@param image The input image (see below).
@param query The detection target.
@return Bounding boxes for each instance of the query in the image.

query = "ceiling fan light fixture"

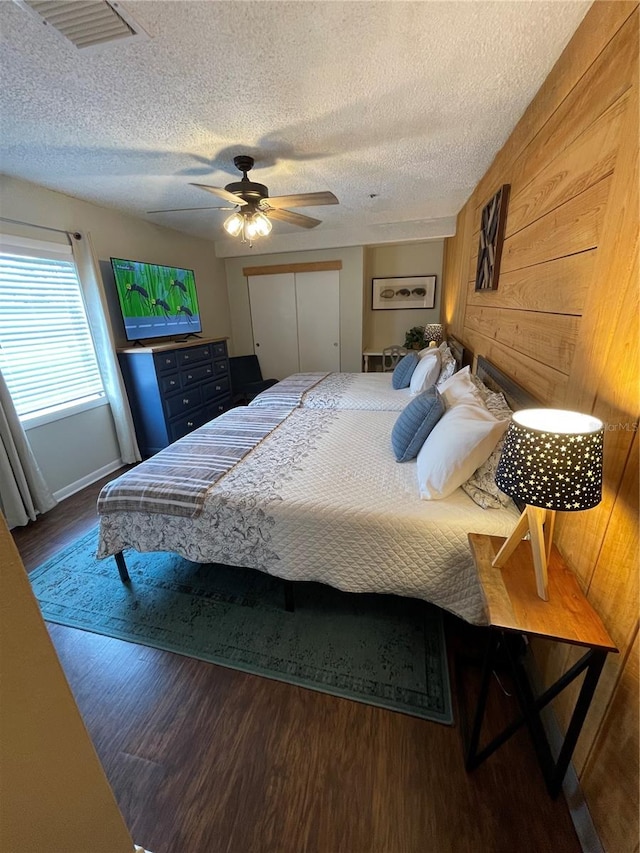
[253,211,272,237]
[224,208,272,244]
[244,216,260,241]
[182,155,338,241]
[223,211,244,237]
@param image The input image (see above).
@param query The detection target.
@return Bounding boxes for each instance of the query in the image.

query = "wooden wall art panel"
[474,184,509,291]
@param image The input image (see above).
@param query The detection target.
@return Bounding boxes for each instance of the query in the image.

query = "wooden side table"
[362,349,382,372]
[463,533,617,798]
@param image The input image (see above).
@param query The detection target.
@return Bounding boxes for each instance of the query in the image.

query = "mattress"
[98,408,519,625]
[250,371,412,410]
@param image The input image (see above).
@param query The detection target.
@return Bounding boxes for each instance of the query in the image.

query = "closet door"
[295,270,340,372]
[247,274,299,379]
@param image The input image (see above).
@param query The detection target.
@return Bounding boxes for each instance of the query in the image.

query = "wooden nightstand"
[463,533,617,798]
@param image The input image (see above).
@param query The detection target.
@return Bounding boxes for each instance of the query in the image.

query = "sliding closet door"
[247,273,299,379]
[295,271,340,372]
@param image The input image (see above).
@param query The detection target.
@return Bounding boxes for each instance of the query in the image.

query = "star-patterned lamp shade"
[423,324,443,346]
[495,408,604,512]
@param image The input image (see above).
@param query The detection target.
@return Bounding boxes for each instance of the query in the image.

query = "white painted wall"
[1,175,229,497]
[363,241,444,352]
[25,403,122,500]
[225,247,364,373]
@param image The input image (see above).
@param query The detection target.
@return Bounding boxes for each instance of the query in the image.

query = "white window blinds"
[0,244,105,422]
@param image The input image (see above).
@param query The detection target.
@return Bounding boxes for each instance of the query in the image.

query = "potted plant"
[404,326,425,350]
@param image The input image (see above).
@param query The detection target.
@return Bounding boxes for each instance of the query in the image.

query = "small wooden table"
[362,349,383,372]
[463,533,617,798]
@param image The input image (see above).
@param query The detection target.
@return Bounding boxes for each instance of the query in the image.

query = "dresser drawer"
[154,352,178,373]
[213,358,229,376]
[168,410,209,443]
[164,387,202,419]
[202,376,230,402]
[212,341,227,358]
[177,344,214,368]
[181,363,214,386]
[160,373,181,394]
[205,396,232,421]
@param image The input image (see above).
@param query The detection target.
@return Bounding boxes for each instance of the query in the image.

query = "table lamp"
[424,324,443,347]
[492,408,604,600]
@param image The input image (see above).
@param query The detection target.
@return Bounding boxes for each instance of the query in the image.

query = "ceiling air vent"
[14,0,149,50]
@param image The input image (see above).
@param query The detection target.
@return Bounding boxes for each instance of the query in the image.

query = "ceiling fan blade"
[267,208,322,229]
[189,183,248,206]
[266,191,338,209]
[147,205,236,213]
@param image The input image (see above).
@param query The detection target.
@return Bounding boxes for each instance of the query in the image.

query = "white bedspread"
[250,372,412,410]
[97,409,519,625]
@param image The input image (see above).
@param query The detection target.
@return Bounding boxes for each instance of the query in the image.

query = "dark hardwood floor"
[12,473,581,853]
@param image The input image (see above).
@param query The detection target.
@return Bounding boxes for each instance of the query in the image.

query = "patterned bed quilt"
[249,371,412,411]
[97,407,520,625]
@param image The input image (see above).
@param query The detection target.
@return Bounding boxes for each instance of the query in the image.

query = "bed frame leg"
[283,579,295,612]
[115,551,130,584]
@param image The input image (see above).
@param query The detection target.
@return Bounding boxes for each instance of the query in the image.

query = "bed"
[247,338,465,411]
[249,371,413,411]
[97,356,536,627]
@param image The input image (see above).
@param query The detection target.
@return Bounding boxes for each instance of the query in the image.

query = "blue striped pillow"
[391,387,444,461]
[391,352,419,389]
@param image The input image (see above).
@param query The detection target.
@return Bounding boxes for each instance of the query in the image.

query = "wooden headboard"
[475,356,540,411]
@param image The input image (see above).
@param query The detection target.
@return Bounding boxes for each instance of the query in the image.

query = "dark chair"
[229,355,278,405]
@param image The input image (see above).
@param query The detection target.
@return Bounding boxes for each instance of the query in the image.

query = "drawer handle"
[187,374,193,380]
[207,368,211,374]
[169,380,176,386]
[184,355,189,361]
[215,385,221,391]
[218,405,223,411]
[204,349,209,355]
[183,398,190,405]
[165,358,171,364]
[187,421,194,427]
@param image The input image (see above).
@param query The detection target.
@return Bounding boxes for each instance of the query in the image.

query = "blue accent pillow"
[391,387,445,462]
[392,352,419,389]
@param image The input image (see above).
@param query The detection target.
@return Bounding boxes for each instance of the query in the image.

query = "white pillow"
[417,344,439,358]
[436,343,456,386]
[416,402,510,500]
[461,391,514,509]
[409,350,441,395]
[437,366,483,409]
[469,371,492,401]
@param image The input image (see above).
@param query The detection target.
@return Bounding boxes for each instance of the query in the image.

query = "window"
[0,237,105,427]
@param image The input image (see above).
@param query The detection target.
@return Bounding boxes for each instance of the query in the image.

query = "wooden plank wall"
[441,3,639,850]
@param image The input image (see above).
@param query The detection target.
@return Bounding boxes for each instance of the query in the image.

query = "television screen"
[110,257,202,342]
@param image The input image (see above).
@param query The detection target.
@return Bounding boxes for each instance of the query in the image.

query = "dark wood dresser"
[118,338,231,457]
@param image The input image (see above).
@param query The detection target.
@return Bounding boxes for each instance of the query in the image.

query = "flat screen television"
[110,257,202,342]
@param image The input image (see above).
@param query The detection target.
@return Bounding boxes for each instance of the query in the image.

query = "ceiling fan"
[148,155,338,241]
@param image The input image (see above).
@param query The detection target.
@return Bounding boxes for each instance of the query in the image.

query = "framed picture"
[372,275,436,310]
[475,184,510,291]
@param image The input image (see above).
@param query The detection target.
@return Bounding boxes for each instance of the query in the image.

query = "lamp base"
[491,506,556,600]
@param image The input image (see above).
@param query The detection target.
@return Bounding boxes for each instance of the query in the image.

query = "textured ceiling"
[0,0,591,256]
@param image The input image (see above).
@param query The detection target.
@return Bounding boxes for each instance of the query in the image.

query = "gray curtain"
[0,368,57,528]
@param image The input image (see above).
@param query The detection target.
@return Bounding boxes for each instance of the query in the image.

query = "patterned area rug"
[30,528,452,724]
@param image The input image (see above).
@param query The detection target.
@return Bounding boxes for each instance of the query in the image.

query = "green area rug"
[30,528,452,724]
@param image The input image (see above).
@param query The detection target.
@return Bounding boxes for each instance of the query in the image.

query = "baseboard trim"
[524,649,604,853]
[52,459,123,503]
